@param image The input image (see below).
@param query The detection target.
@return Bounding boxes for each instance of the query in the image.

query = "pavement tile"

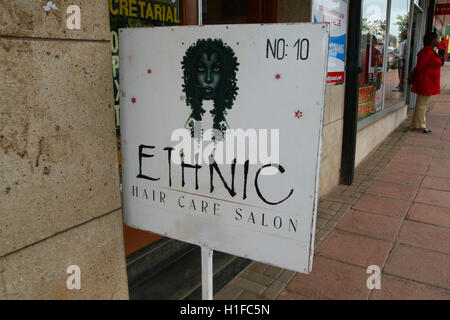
[329,202,344,211]
[236,291,265,300]
[315,217,329,229]
[432,149,450,159]
[443,133,450,142]
[384,244,450,289]
[405,136,450,147]
[352,194,410,218]
[383,159,429,175]
[336,210,402,241]
[407,203,450,228]
[317,230,393,268]
[415,188,450,208]
[430,102,450,115]
[214,284,244,300]
[427,158,450,179]
[367,181,419,201]
[390,152,433,165]
[286,256,371,300]
[262,279,290,299]
[232,277,267,295]
[263,266,284,279]
[376,169,424,186]
[409,128,444,140]
[277,290,314,300]
[398,146,433,157]
[397,220,450,254]
[422,176,450,192]
[241,269,275,286]
[277,270,296,284]
[246,262,269,274]
[370,275,450,300]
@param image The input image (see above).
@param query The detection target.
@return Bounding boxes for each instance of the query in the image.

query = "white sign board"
[313,0,348,84]
[120,23,329,273]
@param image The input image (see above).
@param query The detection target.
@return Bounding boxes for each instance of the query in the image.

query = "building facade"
[0,0,435,299]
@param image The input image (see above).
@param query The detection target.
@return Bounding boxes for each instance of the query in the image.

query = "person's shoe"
[423,128,432,133]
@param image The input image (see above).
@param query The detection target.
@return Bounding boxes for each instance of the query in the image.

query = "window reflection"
[358,1,387,120]
[384,0,410,108]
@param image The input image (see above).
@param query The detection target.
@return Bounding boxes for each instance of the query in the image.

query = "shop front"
[343,0,432,182]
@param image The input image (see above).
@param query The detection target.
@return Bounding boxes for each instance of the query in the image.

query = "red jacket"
[411,46,441,96]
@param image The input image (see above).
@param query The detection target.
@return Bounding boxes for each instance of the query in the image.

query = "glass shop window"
[358,0,388,120]
[358,0,411,121]
[384,1,410,108]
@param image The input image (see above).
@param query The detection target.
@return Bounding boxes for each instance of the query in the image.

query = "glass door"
[406,1,425,112]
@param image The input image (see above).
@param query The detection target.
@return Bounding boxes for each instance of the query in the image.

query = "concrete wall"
[278,0,345,197]
[356,107,408,166]
[320,85,345,196]
[0,1,128,299]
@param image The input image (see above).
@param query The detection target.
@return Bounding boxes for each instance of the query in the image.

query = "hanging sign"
[313,0,348,84]
[120,23,329,273]
[435,3,450,15]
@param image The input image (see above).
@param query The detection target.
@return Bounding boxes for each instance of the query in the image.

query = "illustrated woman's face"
[196,51,222,99]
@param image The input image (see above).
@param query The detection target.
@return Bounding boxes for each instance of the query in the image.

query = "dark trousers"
[438,49,446,65]
[398,59,405,89]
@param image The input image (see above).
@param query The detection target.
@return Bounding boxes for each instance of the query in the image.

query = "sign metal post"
[201,246,213,300]
[196,0,212,301]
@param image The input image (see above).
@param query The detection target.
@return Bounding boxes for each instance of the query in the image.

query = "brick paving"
[214,65,450,300]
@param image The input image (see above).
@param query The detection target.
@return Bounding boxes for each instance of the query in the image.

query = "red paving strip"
[415,188,450,208]
[335,210,403,242]
[397,220,450,254]
[369,275,450,300]
[352,194,411,218]
[427,158,450,179]
[316,230,393,268]
[407,203,450,228]
[376,169,424,186]
[367,181,419,201]
[383,244,450,290]
[383,159,430,175]
[421,176,450,192]
[285,256,371,300]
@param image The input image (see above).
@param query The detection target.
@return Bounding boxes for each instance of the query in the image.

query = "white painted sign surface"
[120,23,329,273]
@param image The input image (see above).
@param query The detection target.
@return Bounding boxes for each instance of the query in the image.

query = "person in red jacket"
[438,37,448,65]
[408,32,441,133]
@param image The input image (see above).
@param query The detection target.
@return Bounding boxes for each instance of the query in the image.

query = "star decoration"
[131,97,137,104]
[275,73,281,80]
[147,69,152,74]
[295,110,303,118]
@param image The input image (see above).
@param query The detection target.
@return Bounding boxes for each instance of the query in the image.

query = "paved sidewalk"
[215,66,450,300]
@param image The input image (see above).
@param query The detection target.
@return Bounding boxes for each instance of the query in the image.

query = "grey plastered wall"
[278,0,346,197]
[0,1,128,299]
